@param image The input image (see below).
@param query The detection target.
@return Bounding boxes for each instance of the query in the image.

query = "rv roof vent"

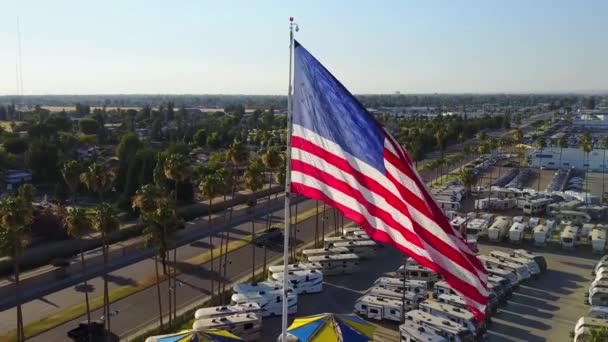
[417,327,426,332]
[442,320,451,326]
[288,271,294,275]
[218,306,227,310]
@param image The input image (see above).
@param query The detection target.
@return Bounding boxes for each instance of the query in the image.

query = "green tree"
[3,138,28,155]
[458,167,478,197]
[602,136,608,204]
[589,327,608,341]
[62,160,82,203]
[79,118,99,135]
[115,133,141,192]
[581,141,593,203]
[206,132,221,149]
[63,208,93,331]
[0,190,34,341]
[512,128,523,145]
[193,129,207,147]
[91,203,119,335]
[80,163,115,202]
[25,139,60,182]
[244,159,264,280]
[163,153,191,204]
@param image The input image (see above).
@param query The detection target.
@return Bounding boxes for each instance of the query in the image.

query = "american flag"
[289,41,488,321]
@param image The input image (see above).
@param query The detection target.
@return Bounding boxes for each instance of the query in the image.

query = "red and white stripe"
[290,123,488,321]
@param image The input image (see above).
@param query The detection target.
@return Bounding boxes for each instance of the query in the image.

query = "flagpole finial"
[289,16,294,22]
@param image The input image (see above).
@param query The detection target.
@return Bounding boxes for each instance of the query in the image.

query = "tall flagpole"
[281,17,297,340]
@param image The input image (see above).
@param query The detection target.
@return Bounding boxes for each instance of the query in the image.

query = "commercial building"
[527,147,607,172]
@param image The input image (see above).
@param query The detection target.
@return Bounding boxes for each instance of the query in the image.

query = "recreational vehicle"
[487,216,511,242]
[432,280,455,299]
[485,265,519,288]
[267,263,322,277]
[354,294,413,322]
[581,223,595,238]
[437,293,497,317]
[552,210,591,224]
[230,289,298,317]
[301,246,351,258]
[573,316,608,342]
[588,287,608,306]
[194,302,261,320]
[587,306,608,320]
[545,220,556,231]
[511,249,548,272]
[192,313,262,341]
[307,253,359,275]
[232,281,287,294]
[366,286,420,304]
[396,265,440,285]
[418,300,485,337]
[399,321,448,342]
[404,310,475,342]
[342,227,367,236]
[488,251,541,276]
[465,219,488,241]
[323,235,368,246]
[478,255,530,282]
[527,217,540,229]
[533,225,549,246]
[560,226,578,250]
[373,277,428,297]
[450,216,467,235]
[487,274,513,297]
[269,270,323,295]
[591,228,607,254]
[508,223,525,244]
[330,240,378,258]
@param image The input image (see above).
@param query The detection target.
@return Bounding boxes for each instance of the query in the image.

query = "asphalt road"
[258,240,598,342]
[22,196,345,341]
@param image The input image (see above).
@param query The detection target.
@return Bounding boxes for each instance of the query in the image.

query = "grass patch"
[3,205,329,341]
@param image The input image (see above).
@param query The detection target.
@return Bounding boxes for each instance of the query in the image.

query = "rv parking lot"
[259,241,599,341]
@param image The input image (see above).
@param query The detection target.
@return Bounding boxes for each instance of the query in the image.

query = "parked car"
[67,320,106,341]
[252,227,284,247]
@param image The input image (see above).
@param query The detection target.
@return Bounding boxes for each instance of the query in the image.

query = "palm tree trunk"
[78,241,92,327]
[172,248,177,322]
[222,228,231,299]
[537,148,542,192]
[154,255,164,331]
[603,150,606,204]
[161,251,172,328]
[13,255,23,342]
[208,198,214,299]
[266,172,272,232]
[102,233,111,341]
[251,213,256,281]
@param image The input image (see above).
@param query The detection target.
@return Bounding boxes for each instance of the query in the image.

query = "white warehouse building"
[527,147,607,172]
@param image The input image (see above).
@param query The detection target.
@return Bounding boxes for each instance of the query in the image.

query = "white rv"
[399,321,448,342]
[269,269,323,295]
[487,216,511,242]
[373,277,428,297]
[366,286,420,304]
[560,226,578,250]
[588,287,608,306]
[330,240,378,258]
[478,255,530,282]
[432,280,455,299]
[437,293,496,317]
[192,313,262,341]
[582,223,595,238]
[404,310,475,342]
[353,294,413,322]
[587,306,608,320]
[307,253,359,275]
[508,222,525,244]
[342,227,366,236]
[527,217,540,229]
[233,281,287,294]
[488,251,541,276]
[533,225,549,246]
[465,219,488,241]
[396,265,440,284]
[450,216,467,235]
[552,210,591,224]
[302,246,351,258]
[323,235,368,245]
[591,228,607,254]
[267,263,322,278]
[573,316,608,342]
[545,220,557,231]
[230,289,297,317]
[194,302,261,320]
[511,249,548,272]
[484,264,519,287]
[418,300,485,338]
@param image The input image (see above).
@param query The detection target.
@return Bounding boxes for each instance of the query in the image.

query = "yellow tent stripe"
[339,319,375,338]
[288,313,329,330]
[206,329,242,339]
[314,323,339,342]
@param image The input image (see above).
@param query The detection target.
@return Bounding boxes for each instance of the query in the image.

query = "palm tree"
[434,130,446,183]
[581,141,593,203]
[227,140,249,182]
[199,174,221,297]
[262,147,282,229]
[132,184,166,330]
[458,167,478,196]
[62,160,81,204]
[602,136,608,204]
[162,153,190,320]
[80,163,115,202]
[0,192,34,342]
[244,159,264,280]
[476,131,488,143]
[63,208,93,331]
[80,163,115,335]
[534,136,546,192]
[91,203,119,336]
[512,128,523,146]
[557,136,567,170]
[589,327,608,341]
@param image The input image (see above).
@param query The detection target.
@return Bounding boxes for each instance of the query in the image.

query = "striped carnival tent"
[145,329,242,342]
[281,313,375,342]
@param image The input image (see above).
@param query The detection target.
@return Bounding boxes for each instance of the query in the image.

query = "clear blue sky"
[1,0,606,95]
